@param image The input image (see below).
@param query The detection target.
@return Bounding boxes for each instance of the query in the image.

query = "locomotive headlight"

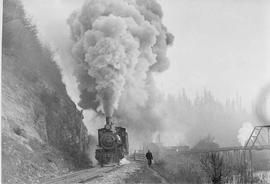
[105,124,111,130]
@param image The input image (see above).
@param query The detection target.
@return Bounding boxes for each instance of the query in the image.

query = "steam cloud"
[68,0,173,117]
[237,122,254,146]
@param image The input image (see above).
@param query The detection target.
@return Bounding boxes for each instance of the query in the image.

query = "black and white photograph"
[1,0,270,183]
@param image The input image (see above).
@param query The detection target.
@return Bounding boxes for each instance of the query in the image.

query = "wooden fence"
[132,151,145,162]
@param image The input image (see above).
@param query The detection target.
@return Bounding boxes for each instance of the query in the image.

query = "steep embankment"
[2,0,93,183]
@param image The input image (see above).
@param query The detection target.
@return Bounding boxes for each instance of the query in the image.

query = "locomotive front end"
[95,116,129,166]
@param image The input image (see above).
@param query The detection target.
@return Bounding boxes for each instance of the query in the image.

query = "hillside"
[2,0,93,183]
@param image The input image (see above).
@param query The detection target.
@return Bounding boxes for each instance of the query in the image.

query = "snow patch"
[120,158,130,165]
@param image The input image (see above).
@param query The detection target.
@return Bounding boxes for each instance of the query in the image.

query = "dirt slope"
[2,0,94,183]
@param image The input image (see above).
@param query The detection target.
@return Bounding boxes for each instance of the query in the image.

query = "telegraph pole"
[79,110,84,165]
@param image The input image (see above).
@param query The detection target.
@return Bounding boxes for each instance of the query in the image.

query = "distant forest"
[156,89,252,147]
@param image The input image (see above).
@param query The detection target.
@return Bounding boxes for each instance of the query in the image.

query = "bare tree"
[200,152,230,184]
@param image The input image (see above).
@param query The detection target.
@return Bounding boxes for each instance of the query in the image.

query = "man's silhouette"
[145,150,153,167]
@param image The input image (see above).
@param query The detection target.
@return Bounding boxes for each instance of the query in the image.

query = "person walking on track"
[146,150,153,167]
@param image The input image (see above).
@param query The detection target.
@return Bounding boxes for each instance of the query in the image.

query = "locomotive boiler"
[95,117,129,166]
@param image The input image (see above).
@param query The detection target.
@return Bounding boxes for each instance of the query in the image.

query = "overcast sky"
[22,0,270,109]
[156,0,270,108]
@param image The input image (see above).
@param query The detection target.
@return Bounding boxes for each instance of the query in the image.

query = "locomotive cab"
[115,127,129,155]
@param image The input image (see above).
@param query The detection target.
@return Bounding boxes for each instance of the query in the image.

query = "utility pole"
[249,150,253,184]
[79,110,84,165]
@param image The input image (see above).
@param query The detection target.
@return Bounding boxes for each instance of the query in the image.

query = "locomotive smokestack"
[106,116,112,125]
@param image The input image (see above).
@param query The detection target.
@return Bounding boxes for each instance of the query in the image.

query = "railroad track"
[42,165,122,184]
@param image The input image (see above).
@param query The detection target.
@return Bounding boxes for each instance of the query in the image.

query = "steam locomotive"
[95,117,129,166]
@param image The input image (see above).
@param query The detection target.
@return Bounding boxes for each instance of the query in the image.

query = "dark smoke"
[68,0,173,120]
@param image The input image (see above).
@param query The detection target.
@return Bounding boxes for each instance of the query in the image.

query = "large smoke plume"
[68,0,173,118]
